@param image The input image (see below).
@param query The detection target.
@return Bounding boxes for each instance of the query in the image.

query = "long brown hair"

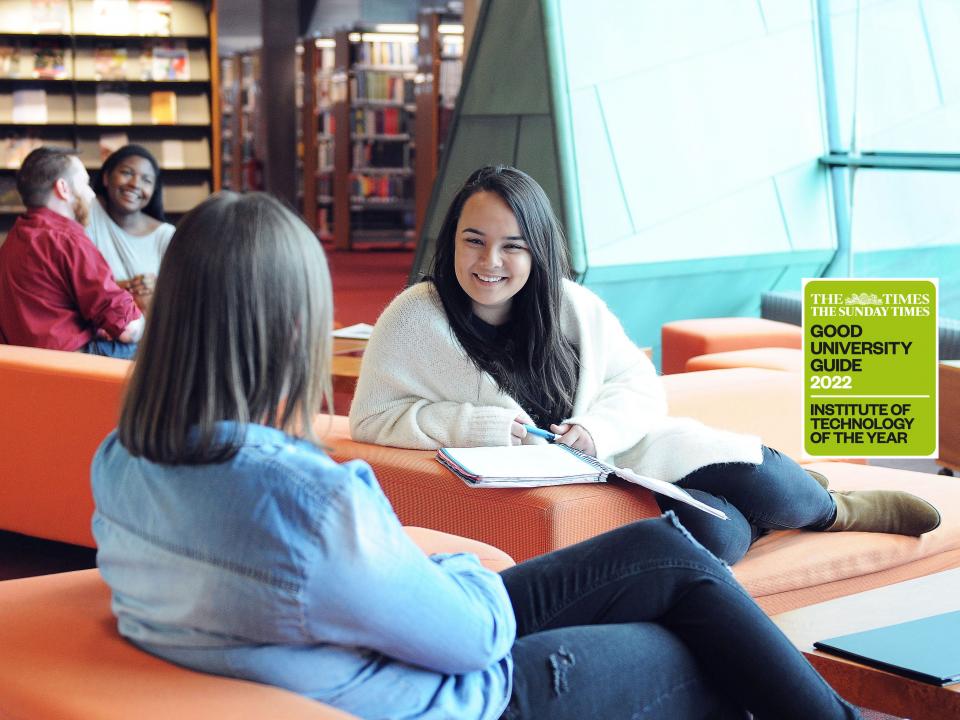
[118,192,333,463]
[430,166,579,426]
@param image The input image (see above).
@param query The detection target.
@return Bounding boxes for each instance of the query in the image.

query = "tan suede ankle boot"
[826,490,941,536]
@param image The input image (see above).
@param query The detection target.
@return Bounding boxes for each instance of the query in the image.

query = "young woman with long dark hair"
[87,144,175,311]
[350,165,940,564]
[92,191,861,719]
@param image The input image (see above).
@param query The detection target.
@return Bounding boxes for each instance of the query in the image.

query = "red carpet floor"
[326,247,415,327]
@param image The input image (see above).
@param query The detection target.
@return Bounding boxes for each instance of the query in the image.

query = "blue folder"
[814,610,960,686]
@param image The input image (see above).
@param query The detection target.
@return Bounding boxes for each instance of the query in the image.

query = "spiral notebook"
[436,444,727,519]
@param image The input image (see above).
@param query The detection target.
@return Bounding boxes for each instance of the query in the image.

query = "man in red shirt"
[0,146,143,358]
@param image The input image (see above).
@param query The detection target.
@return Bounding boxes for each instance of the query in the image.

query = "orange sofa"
[661,316,803,374]
[685,346,804,373]
[0,344,131,547]
[0,527,513,720]
[2,345,959,618]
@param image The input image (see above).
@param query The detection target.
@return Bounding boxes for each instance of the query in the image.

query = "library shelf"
[0,0,220,235]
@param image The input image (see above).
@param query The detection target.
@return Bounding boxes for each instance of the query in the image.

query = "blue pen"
[523,424,558,442]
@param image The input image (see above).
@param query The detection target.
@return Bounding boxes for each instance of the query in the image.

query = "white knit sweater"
[349,280,762,482]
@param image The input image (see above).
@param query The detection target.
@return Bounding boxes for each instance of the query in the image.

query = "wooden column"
[301,41,318,231]
[260,0,298,204]
[414,11,439,243]
[332,29,352,250]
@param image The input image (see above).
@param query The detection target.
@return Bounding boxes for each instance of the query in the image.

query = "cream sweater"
[349,280,762,482]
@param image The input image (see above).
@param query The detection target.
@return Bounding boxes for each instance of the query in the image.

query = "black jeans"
[499,513,860,720]
[658,446,836,564]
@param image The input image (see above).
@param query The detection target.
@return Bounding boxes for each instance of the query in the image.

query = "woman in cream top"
[87,144,175,311]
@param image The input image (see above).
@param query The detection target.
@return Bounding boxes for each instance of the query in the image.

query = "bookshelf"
[0,0,219,235]
[414,10,463,241]
[331,26,418,250]
[218,52,236,189]
[217,49,263,192]
[298,37,336,241]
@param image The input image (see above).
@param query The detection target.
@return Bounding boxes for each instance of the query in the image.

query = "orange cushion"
[0,530,510,719]
[736,462,960,614]
[685,347,804,373]
[0,345,131,547]
[0,570,357,720]
[321,416,661,563]
[661,317,802,374]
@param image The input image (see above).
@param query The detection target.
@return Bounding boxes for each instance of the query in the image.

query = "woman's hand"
[122,273,157,312]
[550,423,597,456]
[511,411,533,446]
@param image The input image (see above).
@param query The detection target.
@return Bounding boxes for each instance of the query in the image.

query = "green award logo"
[803,279,938,457]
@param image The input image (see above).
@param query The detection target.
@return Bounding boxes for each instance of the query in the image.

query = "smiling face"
[103,155,156,217]
[453,191,532,326]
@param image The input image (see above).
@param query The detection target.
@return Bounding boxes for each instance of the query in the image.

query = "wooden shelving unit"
[414,10,463,241]
[0,0,219,235]
[298,37,336,240]
[331,26,418,250]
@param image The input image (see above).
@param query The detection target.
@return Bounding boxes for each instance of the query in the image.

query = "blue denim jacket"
[91,423,515,719]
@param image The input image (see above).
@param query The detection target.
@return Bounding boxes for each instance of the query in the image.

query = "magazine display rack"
[0,0,218,237]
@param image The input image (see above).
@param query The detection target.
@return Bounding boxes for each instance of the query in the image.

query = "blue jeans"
[80,338,138,360]
[657,446,836,564]
[500,513,860,720]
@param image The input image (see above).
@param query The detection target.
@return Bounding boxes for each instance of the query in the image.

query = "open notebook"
[436,444,727,519]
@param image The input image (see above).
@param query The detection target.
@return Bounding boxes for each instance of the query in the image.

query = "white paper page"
[441,445,600,480]
[332,323,374,339]
[611,466,728,520]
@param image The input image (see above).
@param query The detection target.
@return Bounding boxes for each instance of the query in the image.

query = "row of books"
[0,43,68,80]
[314,74,346,107]
[0,42,191,82]
[26,0,174,36]
[317,112,335,135]
[349,107,407,136]
[353,41,416,68]
[1,131,196,169]
[90,42,190,81]
[351,141,411,170]
[96,131,187,166]
[350,173,412,200]
[8,88,179,125]
[316,175,333,197]
[350,72,414,104]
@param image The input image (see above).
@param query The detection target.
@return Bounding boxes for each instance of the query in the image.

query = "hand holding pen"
[523,423,598,457]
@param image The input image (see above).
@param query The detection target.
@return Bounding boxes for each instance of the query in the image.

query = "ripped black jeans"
[498,513,861,720]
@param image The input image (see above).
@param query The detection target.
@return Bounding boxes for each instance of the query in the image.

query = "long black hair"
[94,144,166,222]
[430,165,579,425]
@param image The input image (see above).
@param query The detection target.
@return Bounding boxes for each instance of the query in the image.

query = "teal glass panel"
[850,170,960,317]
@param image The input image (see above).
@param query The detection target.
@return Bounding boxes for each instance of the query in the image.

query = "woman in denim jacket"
[92,192,860,720]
